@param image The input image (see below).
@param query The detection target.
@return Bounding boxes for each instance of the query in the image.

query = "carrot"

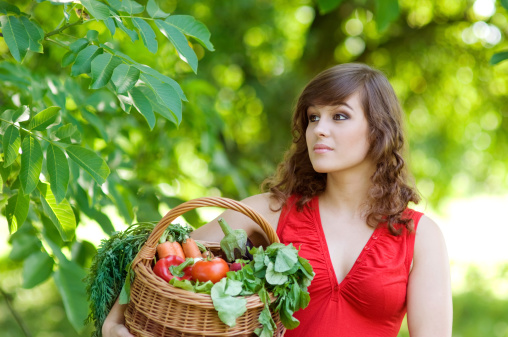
[157,241,176,259]
[182,237,202,258]
[171,240,186,260]
[157,228,185,260]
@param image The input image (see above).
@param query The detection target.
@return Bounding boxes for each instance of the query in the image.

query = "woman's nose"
[313,120,329,137]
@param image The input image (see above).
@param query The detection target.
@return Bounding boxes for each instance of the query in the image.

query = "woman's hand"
[102,298,134,337]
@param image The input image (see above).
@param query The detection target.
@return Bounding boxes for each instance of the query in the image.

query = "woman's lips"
[313,144,333,153]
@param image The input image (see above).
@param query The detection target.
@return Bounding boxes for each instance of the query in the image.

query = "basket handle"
[132,197,280,268]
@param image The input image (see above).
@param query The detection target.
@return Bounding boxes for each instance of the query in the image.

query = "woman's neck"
[320,167,375,220]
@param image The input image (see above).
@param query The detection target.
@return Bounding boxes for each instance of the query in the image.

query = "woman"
[103,63,452,337]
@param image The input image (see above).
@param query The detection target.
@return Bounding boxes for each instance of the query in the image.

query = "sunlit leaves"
[155,19,199,73]
[3,125,21,167]
[28,106,60,131]
[6,190,30,234]
[65,145,110,185]
[147,0,170,18]
[129,86,155,129]
[46,144,69,204]
[0,15,30,62]
[132,18,158,54]
[70,45,103,76]
[140,73,182,123]
[89,53,122,89]
[120,0,144,15]
[20,135,43,195]
[80,0,110,20]
[375,0,400,32]
[19,16,44,53]
[111,64,140,93]
[165,15,215,52]
[38,181,76,241]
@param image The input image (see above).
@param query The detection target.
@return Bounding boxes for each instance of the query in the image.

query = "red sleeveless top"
[276,195,423,337]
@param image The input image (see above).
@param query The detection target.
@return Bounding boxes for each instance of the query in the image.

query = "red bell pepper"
[153,255,194,282]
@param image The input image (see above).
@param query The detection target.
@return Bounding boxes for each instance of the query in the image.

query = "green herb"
[84,221,156,337]
[210,243,315,336]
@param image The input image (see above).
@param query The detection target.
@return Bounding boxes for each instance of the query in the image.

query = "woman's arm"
[407,215,453,337]
[101,193,281,337]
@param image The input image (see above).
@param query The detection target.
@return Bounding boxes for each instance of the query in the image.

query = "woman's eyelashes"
[307,113,348,122]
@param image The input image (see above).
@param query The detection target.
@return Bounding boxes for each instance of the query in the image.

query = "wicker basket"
[125,197,286,337]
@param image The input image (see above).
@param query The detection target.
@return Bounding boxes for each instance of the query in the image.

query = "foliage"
[1,0,213,332]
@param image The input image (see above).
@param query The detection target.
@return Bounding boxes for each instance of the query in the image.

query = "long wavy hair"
[263,63,420,235]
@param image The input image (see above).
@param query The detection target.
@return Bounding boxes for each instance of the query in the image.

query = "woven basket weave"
[125,197,286,336]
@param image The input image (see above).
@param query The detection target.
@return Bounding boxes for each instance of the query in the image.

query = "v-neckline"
[313,195,381,287]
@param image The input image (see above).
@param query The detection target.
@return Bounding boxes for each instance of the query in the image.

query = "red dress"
[276,195,423,337]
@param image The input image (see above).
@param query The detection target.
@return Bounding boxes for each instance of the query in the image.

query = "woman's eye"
[333,114,348,120]
[308,114,319,122]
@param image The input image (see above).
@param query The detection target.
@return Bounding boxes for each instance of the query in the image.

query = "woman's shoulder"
[240,193,284,225]
[413,214,448,262]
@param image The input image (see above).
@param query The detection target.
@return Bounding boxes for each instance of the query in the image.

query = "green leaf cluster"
[210,244,314,336]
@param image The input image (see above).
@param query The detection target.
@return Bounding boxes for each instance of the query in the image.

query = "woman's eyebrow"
[308,103,354,111]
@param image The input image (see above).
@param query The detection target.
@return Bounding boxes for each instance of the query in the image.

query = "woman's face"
[305,91,374,176]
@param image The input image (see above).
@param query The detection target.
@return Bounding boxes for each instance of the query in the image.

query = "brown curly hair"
[263,63,420,235]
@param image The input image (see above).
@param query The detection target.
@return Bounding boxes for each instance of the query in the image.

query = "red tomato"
[191,257,229,284]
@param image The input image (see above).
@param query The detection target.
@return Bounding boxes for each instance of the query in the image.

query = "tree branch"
[44,19,83,39]
[0,287,33,337]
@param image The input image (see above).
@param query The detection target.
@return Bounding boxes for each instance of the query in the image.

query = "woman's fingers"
[110,324,134,337]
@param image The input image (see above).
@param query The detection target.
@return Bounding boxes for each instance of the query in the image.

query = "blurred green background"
[1,0,508,336]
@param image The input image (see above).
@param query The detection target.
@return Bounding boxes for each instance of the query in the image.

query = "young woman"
[103,63,453,337]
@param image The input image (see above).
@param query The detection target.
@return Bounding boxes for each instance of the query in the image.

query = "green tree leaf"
[164,15,215,52]
[86,29,99,43]
[0,1,21,15]
[9,230,41,261]
[46,144,69,204]
[140,73,182,123]
[375,0,400,32]
[19,16,44,53]
[61,51,77,67]
[0,15,29,62]
[12,105,29,123]
[80,0,110,20]
[129,86,156,129]
[132,18,158,54]
[70,45,103,76]
[38,181,76,241]
[111,63,140,93]
[69,38,89,54]
[138,84,177,124]
[65,145,110,185]
[131,63,187,101]
[28,106,61,131]
[316,0,344,14]
[490,51,508,65]
[20,135,43,195]
[6,190,30,234]
[55,124,78,139]
[89,53,123,89]
[105,17,116,36]
[112,16,139,42]
[22,250,54,289]
[3,124,21,167]
[147,0,170,18]
[155,19,199,73]
[53,259,88,332]
[120,0,144,14]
